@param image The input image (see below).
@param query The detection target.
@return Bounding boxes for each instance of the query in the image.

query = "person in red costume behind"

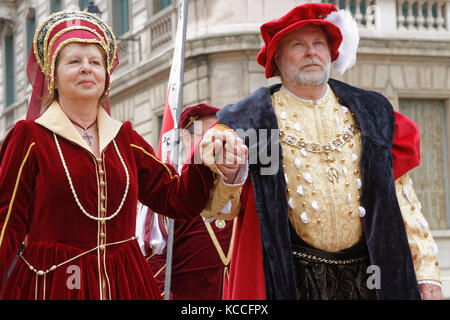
[146,104,244,299]
[200,3,442,300]
[0,10,246,300]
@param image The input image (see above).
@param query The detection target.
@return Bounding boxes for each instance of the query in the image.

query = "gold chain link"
[292,250,367,265]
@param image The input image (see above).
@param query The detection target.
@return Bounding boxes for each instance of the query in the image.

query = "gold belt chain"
[20,236,136,300]
[292,250,367,265]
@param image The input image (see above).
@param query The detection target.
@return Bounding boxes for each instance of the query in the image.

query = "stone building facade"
[1,0,450,297]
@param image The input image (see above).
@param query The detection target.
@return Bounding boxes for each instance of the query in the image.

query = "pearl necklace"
[53,133,130,221]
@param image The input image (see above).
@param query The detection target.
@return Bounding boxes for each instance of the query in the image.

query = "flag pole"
[163,0,188,300]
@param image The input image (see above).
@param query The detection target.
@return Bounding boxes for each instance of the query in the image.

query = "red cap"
[180,103,220,129]
[257,3,342,78]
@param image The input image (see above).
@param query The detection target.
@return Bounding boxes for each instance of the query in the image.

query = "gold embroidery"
[130,144,179,180]
[34,11,116,73]
[204,217,238,299]
[21,237,136,300]
[395,174,441,283]
[154,263,167,278]
[47,26,108,75]
[204,217,237,266]
[273,87,364,252]
[279,123,360,154]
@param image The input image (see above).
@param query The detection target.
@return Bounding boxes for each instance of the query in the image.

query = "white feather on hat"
[325,9,360,74]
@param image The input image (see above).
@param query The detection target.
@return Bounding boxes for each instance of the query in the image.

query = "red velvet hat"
[180,103,220,129]
[257,3,359,78]
[26,10,118,120]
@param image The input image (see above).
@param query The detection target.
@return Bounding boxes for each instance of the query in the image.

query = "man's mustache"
[299,58,325,70]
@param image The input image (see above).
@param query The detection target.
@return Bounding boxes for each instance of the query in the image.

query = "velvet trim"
[329,79,420,299]
[218,83,298,300]
[218,79,421,300]
[0,120,214,299]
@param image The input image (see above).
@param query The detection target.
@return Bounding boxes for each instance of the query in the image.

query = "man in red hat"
[200,3,442,300]
[146,104,244,299]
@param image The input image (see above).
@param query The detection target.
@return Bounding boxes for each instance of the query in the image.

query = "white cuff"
[219,200,232,214]
[418,280,441,287]
[203,216,216,223]
[221,161,249,186]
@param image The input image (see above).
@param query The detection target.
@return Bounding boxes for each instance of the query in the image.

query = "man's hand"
[200,124,248,183]
[212,128,248,183]
[419,283,444,300]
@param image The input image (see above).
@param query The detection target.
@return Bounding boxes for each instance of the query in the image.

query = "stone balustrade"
[114,4,176,74]
[326,0,378,28]
[150,10,173,51]
[397,0,447,31]
[326,0,450,37]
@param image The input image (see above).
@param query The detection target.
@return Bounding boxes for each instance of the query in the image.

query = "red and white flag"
[141,0,189,300]
[157,0,188,164]
[157,84,177,163]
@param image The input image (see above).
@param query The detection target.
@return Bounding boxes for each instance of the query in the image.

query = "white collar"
[281,84,330,104]
[35,101,123,154]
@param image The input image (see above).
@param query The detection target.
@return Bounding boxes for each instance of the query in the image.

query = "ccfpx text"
[224,304,269,315]
[180,304,269,318]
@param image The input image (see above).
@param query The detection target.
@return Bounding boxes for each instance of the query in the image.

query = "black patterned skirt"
[290,226,377,300]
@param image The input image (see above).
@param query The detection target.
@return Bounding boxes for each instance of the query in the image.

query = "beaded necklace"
[53,133,130,221]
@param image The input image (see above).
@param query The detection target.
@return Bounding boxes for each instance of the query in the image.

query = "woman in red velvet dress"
[0,10,246,300]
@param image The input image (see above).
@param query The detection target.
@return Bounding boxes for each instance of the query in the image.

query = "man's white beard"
[281,57,331,87]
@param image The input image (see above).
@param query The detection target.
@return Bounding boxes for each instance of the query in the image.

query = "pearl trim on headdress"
[32,10,117,96]
[34,10,116,73]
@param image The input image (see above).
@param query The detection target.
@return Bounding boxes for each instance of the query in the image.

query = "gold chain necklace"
[279,123,360,154]
[277,87,361,154]
[279,124,360,184]
[276,88,361,184]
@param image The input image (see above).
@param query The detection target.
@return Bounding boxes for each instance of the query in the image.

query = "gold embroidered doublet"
[273,86,364,252]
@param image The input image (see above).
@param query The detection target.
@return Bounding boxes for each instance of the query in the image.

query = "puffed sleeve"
[392,111,441,284]
[0,121,37,291]
[129,129,214,221]
[392,111,420,180]
[395,174,441,284]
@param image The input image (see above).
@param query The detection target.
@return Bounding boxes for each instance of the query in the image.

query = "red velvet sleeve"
[392,111,421,180]
[0,121,37,292]
[130,129,214,221]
